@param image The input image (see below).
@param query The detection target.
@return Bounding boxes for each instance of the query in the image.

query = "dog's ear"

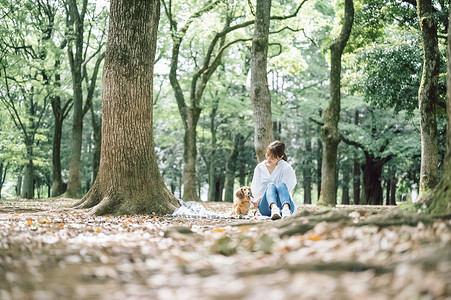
[235,188,244,199]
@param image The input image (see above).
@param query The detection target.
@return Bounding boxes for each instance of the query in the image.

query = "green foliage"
[349,28,422,116]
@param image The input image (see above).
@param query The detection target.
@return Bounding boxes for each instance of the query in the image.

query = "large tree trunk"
[76,0,178,215]
[417,0,439,196]
[361,157,391,205]
[318,0,354,206]
[250,0,274,162]
[362,162,383,205]
[426,8,451,216]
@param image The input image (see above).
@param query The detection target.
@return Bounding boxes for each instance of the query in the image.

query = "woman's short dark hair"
[266,140,288,161]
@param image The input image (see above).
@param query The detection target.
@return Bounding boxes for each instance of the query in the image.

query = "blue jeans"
[258,182,295,217]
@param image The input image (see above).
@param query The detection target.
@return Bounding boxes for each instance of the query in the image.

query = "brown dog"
[231,186,253,215]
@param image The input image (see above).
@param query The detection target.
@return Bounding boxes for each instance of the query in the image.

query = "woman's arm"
[251,196,262,208]
[283,164,297,192]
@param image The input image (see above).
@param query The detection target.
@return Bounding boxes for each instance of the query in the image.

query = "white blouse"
[250,159,297,201]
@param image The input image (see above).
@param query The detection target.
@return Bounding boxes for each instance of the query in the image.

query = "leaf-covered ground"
[0,198,450,300]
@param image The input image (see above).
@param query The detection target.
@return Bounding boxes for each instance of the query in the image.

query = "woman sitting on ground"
[251,140,297,220]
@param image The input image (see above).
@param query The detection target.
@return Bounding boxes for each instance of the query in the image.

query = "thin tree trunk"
[224,134,246,203]
[353,110,361,205]
[66,0,87,198]
[0,163,8,199]
[52,106,64,197]
[353,158,361,204]
[239,162,246,187]
[21,161,33,199]
[76,0,178,215]
[342,159,350,205]
[183,110,201,201]
[16,175,22,197]
[51,57,73,197]
[250,0,274,162]
[417,0,439,196]
[207,100,219,202]
[216,174,225,202]
[318,0,354,206]
[21,142,34,199]
[386,178,391,206]
[317,110,323,201]
[390,170,397,205]
[303,134,312,205]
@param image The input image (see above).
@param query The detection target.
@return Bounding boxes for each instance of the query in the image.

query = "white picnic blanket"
[168,200,269,220]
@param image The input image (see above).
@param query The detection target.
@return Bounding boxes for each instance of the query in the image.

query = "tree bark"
[425,7,451,215]
[417,0,439,196]
[76,0,178,215]
[318,0,354,206]
[250,0,274,162]
[90,105,101,183]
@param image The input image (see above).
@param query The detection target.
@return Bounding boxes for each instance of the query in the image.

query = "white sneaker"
[282,207,291,219]
[271,206,281,220]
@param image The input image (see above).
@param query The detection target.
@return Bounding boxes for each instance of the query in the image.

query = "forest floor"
[0,198,450,300]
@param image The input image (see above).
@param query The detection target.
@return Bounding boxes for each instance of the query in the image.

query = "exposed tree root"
[72,183,101,209]
[357,209,434,227]
[238,261,392,277]
[274,209,437,238]
[90,196,119,215]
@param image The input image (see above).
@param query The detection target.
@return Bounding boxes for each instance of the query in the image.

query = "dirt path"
[0,198,450,299]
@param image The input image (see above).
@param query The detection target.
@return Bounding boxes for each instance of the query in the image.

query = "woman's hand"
[252,196,262,208]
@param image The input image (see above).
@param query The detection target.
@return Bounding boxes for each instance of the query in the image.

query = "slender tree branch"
[82,51,105,117]
[269,43,283,58]
[271,0,309,20]
[63,98,74,119]
[1,65,28,137]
